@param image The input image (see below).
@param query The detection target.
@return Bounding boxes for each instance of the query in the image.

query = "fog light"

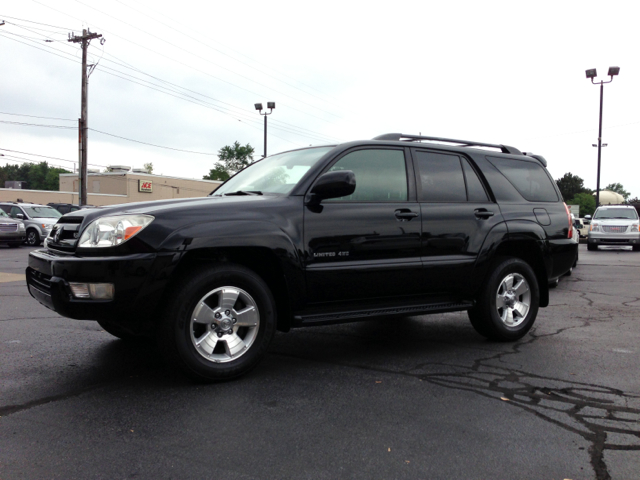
[69,282,114,300]
[89,283,115,299]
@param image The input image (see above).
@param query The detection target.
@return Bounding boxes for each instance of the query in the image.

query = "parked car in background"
[47,203,96,215]
[0,202,62,246]
[0,209,26,247]
[573,216,586,238]
[587,205,640,251]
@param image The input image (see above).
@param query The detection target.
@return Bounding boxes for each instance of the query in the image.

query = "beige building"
[1,169,222,207]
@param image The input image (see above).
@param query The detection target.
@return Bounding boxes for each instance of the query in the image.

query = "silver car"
[0,209,26,247]
[587,205,640,251]
[0,203,62,246]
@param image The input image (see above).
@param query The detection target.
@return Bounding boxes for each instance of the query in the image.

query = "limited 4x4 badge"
[313,251,349,257]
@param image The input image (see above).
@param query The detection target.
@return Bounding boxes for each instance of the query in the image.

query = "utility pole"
[68,29,102,205]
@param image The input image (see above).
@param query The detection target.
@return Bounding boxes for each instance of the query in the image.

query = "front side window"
[10,207,23,218]
[326,149,407,202]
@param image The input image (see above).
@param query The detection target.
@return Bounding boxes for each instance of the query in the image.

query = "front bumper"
[27,248,179,331]
[587,232,640,246]
[0,232,26,243]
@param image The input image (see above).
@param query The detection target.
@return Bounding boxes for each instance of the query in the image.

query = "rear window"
[487,156,558,202]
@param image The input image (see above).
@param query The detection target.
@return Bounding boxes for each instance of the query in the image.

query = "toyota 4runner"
[26,134,577,381]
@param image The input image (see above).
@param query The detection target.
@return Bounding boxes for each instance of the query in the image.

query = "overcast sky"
[1,0,639,198]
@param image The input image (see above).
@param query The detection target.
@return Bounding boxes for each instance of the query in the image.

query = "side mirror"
[584,215,591,219]
[15,213,24,220]
[307,170,356,204]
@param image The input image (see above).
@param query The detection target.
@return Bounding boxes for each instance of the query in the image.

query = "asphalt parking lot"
[1,244,639,479]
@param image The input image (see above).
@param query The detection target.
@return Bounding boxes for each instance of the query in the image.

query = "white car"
[587,205,640,251]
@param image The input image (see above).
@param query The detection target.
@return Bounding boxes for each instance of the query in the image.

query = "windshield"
[212,146,334,196]
[23,206,62,219]
[594,208,638,220]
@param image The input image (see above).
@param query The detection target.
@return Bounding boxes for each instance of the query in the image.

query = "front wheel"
[25,229,40,246]
[587,243,597,251]
[633,245,640,252]
[158,263,277,382]
[468,257,540,341]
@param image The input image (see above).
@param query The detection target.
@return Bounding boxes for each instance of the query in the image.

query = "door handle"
[474,209,494,219]
[395,209,419,220]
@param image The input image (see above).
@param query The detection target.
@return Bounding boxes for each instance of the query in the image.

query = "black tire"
[587,243,597,251]
[25,229,40,246]
[8,242,21,248]
[633,245,640,252]
[468,257,539,341]
[97,319,147,342]
[158,263,277,382]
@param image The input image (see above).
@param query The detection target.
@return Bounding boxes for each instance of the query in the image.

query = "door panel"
[303,147,422,304]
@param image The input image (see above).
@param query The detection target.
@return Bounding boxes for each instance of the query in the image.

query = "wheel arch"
[493,239,549,307]
[167,246,295,332]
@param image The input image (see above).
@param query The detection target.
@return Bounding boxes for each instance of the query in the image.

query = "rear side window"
[415,151,466,202]
[414,151,489,202]
[487,156,558,202]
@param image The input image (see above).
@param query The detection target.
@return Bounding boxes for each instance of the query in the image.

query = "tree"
[568,192,596,217]
[0,162,71,190]
[143,162,154,174]
[203,141,255,181]
[604,182,630,200]
[555,173,591,201]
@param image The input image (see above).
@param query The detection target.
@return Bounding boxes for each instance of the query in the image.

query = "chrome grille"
[603,225,628,233]
[0,223,18,232]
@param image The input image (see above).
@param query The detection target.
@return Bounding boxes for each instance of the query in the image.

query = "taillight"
[563,203,573,239]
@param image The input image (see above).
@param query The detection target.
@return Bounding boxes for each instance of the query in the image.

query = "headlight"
[632,223,640,232]
[18,223,25,230]
[590,222,600,232]
[78,215,154,248]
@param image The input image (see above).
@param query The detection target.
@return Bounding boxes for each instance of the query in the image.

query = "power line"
[0,29,323,146]
[72,0,342,121]
[112,0,352,114]
[0,147,105,167]
[0,111,76,122]
[88,128,219,155]
[0,13,72,30]
[0,119,75,129]
[32,0,341,125]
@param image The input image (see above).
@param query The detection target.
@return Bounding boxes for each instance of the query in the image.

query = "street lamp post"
[254,102,275,158]
[585,67,619,208]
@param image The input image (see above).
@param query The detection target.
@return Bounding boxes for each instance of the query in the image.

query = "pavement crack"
[0,383,108,417]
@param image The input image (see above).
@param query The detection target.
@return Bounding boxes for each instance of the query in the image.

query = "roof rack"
[373,133,522,155]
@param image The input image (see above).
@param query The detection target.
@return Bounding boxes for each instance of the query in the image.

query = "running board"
[294,300,474,327]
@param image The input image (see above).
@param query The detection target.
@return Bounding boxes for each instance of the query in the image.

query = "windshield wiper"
[223,190,263,196]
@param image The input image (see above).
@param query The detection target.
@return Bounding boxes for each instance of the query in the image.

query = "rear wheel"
[468,257,539,341]
[158,263,276,382]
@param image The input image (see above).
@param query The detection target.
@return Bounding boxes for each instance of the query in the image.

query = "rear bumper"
[27,249,179,331]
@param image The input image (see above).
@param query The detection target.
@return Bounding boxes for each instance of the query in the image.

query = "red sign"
[139,180,153,193]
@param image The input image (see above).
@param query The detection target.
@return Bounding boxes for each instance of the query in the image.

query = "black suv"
[26,134,577,381]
